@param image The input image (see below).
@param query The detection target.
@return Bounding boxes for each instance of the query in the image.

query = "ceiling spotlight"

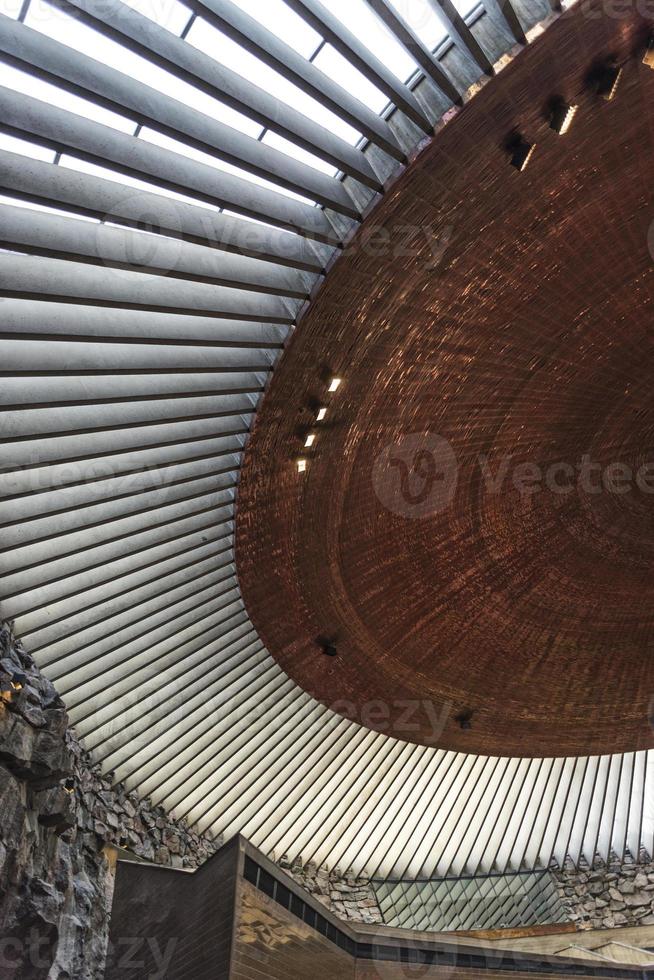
[644,38,654,69]
[550,101,577,135]
[297,458,307,473]
[510,139,536,172]
[11,672,26,691]
[455,709,474,731]
[304,434,315,448]
[316,407,327,422]
[597,63,622,100]
[328,378,342,393]
[63,778,75,794]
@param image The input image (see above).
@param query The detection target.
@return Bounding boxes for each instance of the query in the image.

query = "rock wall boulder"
[553,852,654,931]
[278,855,383,925]
[0,622,220,979]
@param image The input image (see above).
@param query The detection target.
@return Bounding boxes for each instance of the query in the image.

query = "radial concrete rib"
[188,0,406,161]
[0,203,314,299]
[284,0,434,132]
[56,0,383,192]
[0,150,333,272]
[363,0,463,105]
[426,0,494,74]
[0,253,300,322]
[0,13,360,218]
[0,87,339,243]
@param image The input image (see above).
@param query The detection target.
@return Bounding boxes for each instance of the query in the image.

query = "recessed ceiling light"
[328,378,342,392]
[297,459,307,473]
[316,407,327,422]
[550,102,577,135]
[510,139,536,172]
[644,38,654,69]
[598,64,622,101]
[304,434,316,448]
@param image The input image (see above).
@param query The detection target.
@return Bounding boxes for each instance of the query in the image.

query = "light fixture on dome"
[597,62,622,100]
[297,459,307,473]
[10,672,26,692]
[550,101,578,135]
[304,434,315,448]
[510,138,536,172]
[63,778,75,794]
[644,37,654,69]
[316,407,327,422]
[328,378,342,393]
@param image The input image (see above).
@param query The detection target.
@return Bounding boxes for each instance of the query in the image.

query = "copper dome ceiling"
[237,6,654,758]
[1,0,653,878]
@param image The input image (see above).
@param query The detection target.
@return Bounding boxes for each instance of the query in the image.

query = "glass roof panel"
[0,130,56,162]
[119,0,193,35]
[1,0,24,17]
[262,131,339,178]
[0,61,136,133]
[325,0,417,81]
[313,44,389,115]
[186,18,361,146]
[25,0,263,139]
[228,0,322,57]
[387,0,448,51]
[0,192,99,221]
[139,127,316,206]
[59,153,223,212]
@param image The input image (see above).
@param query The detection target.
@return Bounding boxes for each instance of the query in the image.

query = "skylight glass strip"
[185,18,361,146]
[139,128,318,206]
[317,0,417,82]
[0,61,136,133]
[120,0,194,35]
[386,0,448,51]
[262,130,339,178]
[229,0,321,56]
[1,0,25,18]
[313,44,390,115]
[25,0,264,139]
[58,154,223,213]
[0,129,55,160]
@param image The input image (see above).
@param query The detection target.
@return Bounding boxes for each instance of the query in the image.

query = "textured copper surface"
[237,1,654,757]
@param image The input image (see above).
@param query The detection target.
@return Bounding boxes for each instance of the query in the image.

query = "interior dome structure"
[0,0,652,900]
[237,2,654,759]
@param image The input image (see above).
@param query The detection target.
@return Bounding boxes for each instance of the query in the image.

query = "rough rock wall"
[554,853,654,932]
[282,851,654,933]
[278,856,383,925]
[0,623,220,979]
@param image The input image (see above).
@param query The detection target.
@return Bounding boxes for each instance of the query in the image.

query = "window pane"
[229,0,321,57]
[59,153,223,213]
[186,18,361,146]
[313,44,388,115]
[387,0,448,51]
[325,0,416,81]
[26,0,263,139]
[0,61,136,133]
[0,131,55,162]
[263,131,339,178]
